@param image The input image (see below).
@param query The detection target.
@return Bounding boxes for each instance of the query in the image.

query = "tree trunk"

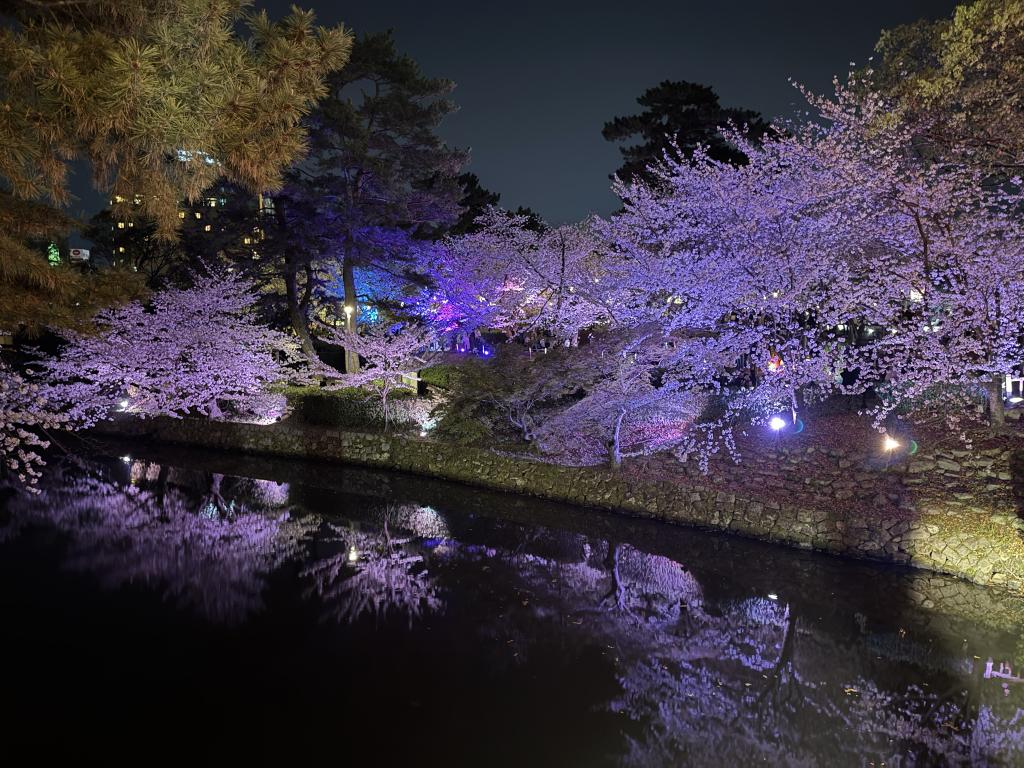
[609,410,625,468]
[284,262,315,356]
[342,253,360,374]
[275,198,315,357]
[988,374,1006,430]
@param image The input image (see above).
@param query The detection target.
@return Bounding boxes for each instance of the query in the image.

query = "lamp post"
[343,303,359,374]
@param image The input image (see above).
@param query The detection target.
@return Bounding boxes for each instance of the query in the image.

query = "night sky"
[71,0,958,228]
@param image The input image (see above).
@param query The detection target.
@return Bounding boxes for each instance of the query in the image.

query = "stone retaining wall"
[667,439,1016,513]
[96,416,1024,594]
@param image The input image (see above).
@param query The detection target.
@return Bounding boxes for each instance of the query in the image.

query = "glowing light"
[1010,397,1023,404]
[120,455,132,464]
[118,399,129,411]
[342,304,354,316]
[766,354,783,373]
[347,547,359,563]
[768,593,779,601]
[883,435,900,451]
[419,429,428,437]
[769,416,787,432]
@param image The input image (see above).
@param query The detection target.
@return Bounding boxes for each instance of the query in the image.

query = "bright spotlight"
[882,435,900,451]
[769,416,787,432]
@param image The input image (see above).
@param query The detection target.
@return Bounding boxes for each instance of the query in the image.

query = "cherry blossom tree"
[422,208,614,342]
[600,77,1024,462]
[324,323,437,428]
[1,359,72,487]
[534,330,710,466]
[42,272,309,426]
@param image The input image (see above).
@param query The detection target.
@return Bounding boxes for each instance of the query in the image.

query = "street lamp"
[882,435,900,452]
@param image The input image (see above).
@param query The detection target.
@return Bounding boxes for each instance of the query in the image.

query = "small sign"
[69,248,90,262]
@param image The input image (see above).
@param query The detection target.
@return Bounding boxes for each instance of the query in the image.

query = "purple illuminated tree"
[324,323,437,428]
[602,76,1024,457]
[534,330,710,466]
[1,360,73,487]
[42,271,309,425]
[424,208,613,342]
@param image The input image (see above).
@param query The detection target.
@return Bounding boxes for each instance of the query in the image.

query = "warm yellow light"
[883,435,900,451]
[343,304,354,316]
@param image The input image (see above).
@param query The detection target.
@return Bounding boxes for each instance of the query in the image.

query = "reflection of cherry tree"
[303,518,443,627]
[1,461,309,623]
[428,528,1024,766]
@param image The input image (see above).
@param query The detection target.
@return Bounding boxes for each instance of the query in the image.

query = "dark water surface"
[2,442,1023,766]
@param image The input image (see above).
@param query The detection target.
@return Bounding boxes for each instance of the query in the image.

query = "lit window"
[117,246,126,253]
[178,211,186,219]
[243,237,252,244]
[128,222,134,228]
[114,195,126,204]
[204,224,211,232]
[207,198,217,207]
[194,212,202,219]
[117,222,125,229]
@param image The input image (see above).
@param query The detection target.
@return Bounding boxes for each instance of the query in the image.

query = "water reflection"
[2,459,309,623]
[303,514,444,626]
[2,450,1023,766]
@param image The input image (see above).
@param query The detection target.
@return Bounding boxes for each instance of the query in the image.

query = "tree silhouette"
[603,80,771,184]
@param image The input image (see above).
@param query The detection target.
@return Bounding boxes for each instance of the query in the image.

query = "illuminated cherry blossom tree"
[1,360,72,487]
[423,208,614,342]
[324,323,437,427]
[42,272,308,426]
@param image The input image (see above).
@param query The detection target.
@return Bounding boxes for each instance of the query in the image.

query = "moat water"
[1,442,1023,766]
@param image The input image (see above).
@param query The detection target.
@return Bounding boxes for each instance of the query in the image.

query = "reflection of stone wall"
[96,417,1024,594]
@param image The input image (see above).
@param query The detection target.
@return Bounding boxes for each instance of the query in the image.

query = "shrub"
[419,363,461,391]
[281,386,421,431]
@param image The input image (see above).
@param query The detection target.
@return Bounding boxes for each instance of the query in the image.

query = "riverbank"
[93,415,1024,593]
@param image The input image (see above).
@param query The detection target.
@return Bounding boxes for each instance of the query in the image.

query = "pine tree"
[602,80,771,185]
[292,31,468,371]
[0,0,352,334]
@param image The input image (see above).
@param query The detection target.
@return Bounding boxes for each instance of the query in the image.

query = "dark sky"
[71,0,959,228]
